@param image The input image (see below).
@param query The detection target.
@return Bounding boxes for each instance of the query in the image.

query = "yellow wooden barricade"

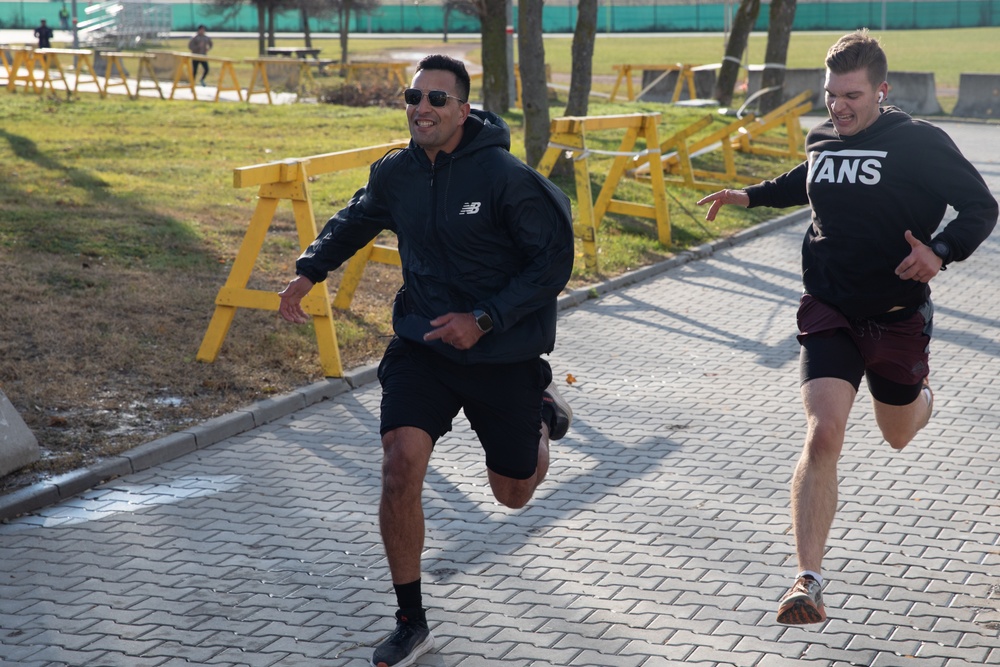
[610,64,700,103]
[7,47,41,93]
[535,113,670,271]
[246,57,314,103]
[197,140,409,377]
[630,114,761,190]
[99,51,165,100]
[41,48,103,97]
[732,90,813,160]
[344,61,409,87]
[0,45,12,83]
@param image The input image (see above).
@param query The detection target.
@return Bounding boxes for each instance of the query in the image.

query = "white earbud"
[878,91,884,103]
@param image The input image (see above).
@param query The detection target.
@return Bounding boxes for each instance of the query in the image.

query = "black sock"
[393,579,422,614]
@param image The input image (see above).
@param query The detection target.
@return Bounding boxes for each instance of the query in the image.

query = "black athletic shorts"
[796,294,932,406]
[376,336,552,480]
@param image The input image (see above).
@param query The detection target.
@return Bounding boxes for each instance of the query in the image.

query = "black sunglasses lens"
[404,89,452,107]
[427,91,448,107]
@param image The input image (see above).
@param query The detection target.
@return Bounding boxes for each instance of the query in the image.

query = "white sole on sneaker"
[371,631,434,667]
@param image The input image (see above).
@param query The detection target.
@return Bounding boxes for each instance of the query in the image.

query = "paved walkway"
[1,121,998,666]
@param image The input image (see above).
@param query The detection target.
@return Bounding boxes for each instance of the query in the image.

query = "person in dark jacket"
[34,19,53,49]
[188,25,212,86]
[278,54,575,667]
[697,30,997,626]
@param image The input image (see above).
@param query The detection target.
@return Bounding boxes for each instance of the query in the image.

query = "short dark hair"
[416,54,470,103]
[826,29,888,88]
[197,24,207,31]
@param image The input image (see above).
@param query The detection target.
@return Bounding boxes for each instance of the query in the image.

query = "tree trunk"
[759,0,798,114]
[267,6,276,48]
[713,0,760,106]
[339,3,350,75]
[565,0,597,118]
[517,0,548,167]
[480,0,509,113]
[257,3,266,56]
[301,7,312,49]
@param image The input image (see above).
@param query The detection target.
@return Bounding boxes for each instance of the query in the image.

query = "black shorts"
[376,336,553,480]
[796,294,932,406]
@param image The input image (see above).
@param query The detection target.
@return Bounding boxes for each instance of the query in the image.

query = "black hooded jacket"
[745,107,997,318]
[295,109,575,364]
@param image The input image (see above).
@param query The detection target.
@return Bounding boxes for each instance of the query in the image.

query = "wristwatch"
[930,239,951,269]
[472,309,493,333]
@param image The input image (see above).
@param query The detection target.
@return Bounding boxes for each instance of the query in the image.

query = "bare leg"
[792,378,857,573]
[486,422,550,510]
[872,384,933,450]
[380,426,434,584]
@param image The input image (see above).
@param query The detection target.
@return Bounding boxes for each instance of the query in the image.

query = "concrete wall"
[746,68,944,115]
[0,390,40,478]
[747,67,826,110]
[884,71,943,115]
[953,73,1000,119]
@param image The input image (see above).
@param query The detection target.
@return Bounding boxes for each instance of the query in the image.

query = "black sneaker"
[542,381,573,441]
[371,610,433,667]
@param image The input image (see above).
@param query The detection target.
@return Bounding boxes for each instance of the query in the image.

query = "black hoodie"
[296,109,575,364]
[745,106,997,318]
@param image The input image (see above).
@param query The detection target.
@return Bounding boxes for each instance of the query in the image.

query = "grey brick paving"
[1,121,998,666]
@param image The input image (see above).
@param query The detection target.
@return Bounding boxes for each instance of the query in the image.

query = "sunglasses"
[403,88,466,107]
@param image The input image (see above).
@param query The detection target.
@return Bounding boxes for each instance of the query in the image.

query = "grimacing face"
[824,68,888,136]
[405,69,469,161]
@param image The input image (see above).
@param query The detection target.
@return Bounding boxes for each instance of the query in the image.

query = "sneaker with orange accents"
[776,576,827,625]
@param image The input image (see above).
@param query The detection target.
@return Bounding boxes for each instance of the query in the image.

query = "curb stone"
[0,208,810,521]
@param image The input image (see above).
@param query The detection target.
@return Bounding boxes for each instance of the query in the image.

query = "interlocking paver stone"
[1,121,998,666]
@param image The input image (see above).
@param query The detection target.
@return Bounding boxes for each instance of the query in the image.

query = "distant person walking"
[58,4,71,30]
[34,19,53,49]
[188,25,213,86]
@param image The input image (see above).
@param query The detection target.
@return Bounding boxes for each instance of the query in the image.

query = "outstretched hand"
[696,189,750,221]
[278,275,314,324]
[894,230,943,283]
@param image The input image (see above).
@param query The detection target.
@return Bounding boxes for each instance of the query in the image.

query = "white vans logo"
[459,202,482,215]
[809,149,887,185]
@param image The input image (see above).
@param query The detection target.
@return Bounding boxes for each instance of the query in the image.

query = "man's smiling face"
[406,69,469,162]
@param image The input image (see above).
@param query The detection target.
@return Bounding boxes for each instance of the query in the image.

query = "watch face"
[932,241,950,259]
[474,310,493,332]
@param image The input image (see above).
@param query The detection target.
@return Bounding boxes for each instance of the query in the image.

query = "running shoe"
[371,610,433,667]
[776,576,826,625]
[542,382,573,440]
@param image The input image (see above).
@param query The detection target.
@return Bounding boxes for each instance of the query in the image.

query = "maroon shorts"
[796,294,932,405]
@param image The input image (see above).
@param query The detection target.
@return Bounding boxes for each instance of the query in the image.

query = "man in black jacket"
[697,31,997,625]
[279,55,575,666]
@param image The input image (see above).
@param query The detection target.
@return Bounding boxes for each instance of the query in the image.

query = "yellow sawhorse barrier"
[610,64,701,103]
[246,57,314,104]
[99,51,165,100]
[630,114,761,190]
[197,140,409,377]
[535,113,670,271]
[6,47,41,93]
[35,48,103,98]
[344,61,410,87]
[732,90,813,160]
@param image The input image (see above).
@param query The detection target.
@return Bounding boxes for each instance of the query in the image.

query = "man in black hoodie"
[279,55,575,666]
[698,30,997,625]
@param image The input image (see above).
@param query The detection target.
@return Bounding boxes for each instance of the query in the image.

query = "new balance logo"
[809,149,887,185]
[459,202,482,215]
